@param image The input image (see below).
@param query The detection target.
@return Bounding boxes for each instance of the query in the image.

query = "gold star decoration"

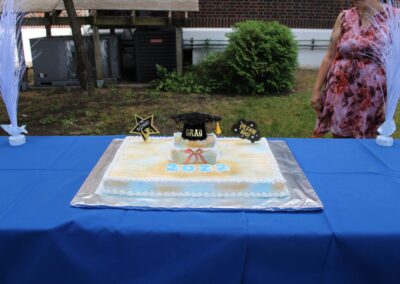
[129,114,160,141]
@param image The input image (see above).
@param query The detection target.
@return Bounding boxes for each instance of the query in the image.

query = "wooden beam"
[23,16,170,27]
[168,11,172,25]
[63,0,93,91]
[95,16,169,26]
[51,10,63,24]
[44,12,51,36]
[131,10,136,26]
[90,9,98,25]
[44,10,62,37]
[23,17,90,26]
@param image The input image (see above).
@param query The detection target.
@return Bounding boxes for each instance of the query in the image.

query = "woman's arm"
[311,12,343,111]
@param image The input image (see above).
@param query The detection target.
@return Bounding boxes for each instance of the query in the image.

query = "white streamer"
[0,0,27,137]
[366,1,400,137]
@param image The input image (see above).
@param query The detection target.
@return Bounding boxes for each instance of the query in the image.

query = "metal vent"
[135,28,177,83]
[30,35,120,87]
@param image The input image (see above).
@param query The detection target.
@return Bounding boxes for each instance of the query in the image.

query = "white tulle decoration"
[0,0,27,146]
[366,1,400,146]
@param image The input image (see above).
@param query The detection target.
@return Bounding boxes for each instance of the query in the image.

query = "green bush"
[191,52,232,93]
[154,54,231,94]
[226,20,298,95]
[153,20,298,95]
[153,65,206,94]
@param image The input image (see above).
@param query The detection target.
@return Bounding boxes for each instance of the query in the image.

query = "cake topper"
[130,114,160,141]
[171,112,222,141]
[232,119,261,143]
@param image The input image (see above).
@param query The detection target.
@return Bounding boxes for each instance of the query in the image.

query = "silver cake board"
[71,139,323,212]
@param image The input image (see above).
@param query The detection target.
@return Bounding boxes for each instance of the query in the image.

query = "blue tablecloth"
[0,136,399,284]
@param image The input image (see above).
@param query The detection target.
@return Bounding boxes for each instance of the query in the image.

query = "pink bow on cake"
[184,149,207,164]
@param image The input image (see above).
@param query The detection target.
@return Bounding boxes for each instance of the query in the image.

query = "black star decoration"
[130,114,160,141]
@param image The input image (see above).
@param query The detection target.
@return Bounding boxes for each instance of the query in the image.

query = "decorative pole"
[0,0,28,146]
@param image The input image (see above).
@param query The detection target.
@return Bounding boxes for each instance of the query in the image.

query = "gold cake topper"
[130,114,160,141]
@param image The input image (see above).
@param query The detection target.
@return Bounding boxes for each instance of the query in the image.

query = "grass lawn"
[1,69,399,138]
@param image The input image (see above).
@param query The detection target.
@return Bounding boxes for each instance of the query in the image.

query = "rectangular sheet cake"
[97,136,290,198]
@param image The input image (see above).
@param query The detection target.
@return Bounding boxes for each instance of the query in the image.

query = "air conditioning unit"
[30,35,120,86]
[135,28,177,83]
[120,39,136,81]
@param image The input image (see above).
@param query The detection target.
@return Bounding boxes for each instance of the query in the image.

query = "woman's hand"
[311,88,322,112]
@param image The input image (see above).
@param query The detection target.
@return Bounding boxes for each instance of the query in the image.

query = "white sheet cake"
[97,136,290,198]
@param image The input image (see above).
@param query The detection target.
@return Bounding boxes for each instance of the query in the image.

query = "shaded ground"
[1,69,398,138]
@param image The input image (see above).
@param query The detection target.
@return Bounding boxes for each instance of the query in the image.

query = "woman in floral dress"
[311,0,386,138]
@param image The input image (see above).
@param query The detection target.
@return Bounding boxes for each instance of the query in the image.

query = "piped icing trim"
[101,188,289,198]
[104,176,286,184]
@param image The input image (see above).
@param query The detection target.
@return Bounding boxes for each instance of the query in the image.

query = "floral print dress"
[313,7,386,138]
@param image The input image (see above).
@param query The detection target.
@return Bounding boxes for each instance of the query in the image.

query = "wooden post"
[131,10,136,25]
[184,11,189,25]
[63,0,93,91]
[175,27,183,76]
[92,26,104,86]
[44,12,51,37]
[168,11,172,25]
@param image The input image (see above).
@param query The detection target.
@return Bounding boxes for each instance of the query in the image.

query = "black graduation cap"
[171,112,222,141]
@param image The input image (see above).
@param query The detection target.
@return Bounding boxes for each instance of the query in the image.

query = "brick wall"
[189,0,353,29]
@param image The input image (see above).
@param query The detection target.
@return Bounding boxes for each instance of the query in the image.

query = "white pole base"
[97,80,104,88]
[9,134,26,146]
[376,135,394,147]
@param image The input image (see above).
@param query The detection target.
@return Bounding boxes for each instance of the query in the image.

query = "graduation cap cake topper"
[130,114,160,141]
[232,119,261,143]
[171,112,222,141]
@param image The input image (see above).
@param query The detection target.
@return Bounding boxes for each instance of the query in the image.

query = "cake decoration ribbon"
[184,149,208,164]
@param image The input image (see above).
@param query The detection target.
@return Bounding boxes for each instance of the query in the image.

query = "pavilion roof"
[3,0,199,12]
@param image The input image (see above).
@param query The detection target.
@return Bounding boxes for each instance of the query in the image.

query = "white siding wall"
[22,27,332,69]
[183,28,333,69]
